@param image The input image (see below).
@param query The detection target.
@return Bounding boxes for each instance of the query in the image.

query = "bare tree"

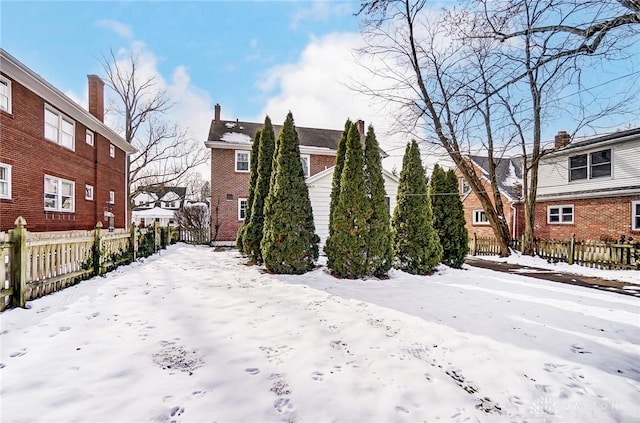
[101,49,208,215]
[356,0,639,256]
[174,203,210,230]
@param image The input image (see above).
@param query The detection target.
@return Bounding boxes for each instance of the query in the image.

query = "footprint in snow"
[59,326,71,332]
[273,398,294,413]
[245,367,260,375]
[9,349,27,358]
[311,371,324,381]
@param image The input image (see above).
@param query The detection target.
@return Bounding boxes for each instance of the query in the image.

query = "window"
[0,163,11,199]
[632,201,640,231]
[569,149,611,181]
[44,106,74,150]
[86,130,94,146]
[238,198,248,220]
[109,144,116,158]
[460,178,471,195]
[300,154,310,178]
[44,175,74,212]
[547,205,574,224]
[473,210,489,225]
[235,150,249,172]
[0,76,11,113]
[85,185,94,200]
[109,190,115,204]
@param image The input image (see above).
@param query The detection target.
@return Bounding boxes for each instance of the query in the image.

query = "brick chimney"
[356,119,365,138]
[554,130,570,148]
[214,103,221,122]
[87,74,105,122]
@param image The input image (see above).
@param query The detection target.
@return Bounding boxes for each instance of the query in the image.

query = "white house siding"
[307,167,399,251]
[537,138,640,199]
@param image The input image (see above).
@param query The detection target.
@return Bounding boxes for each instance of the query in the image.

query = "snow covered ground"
[1,244,638,422]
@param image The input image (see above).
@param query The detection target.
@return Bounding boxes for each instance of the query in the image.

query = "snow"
[503,161,522,187]
[221,132,252,143]
[225,122,237,128]
[478,251,640,285]
[1,244,638,422]
[131,206,177,218]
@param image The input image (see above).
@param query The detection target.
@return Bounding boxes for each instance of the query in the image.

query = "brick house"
[455,156,524,239]
[533,128,640,241]
[0,49,136,232]
[204,104,393,245]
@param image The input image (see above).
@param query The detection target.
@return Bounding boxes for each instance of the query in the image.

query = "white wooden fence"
[1,217,179,311]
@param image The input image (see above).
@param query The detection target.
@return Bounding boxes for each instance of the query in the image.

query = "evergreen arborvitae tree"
[363,125,392,277]
[236,129,261,253]
[324,119,351,258]
[261,112,319,274]
[391,140,442,275]
[432,168,469,268]
[326,122,372,278]
[244,118,276,263]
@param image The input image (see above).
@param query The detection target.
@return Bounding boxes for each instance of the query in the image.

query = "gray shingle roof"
[553,126,640,153]
[207,119,344,150]
[469,155,523,201]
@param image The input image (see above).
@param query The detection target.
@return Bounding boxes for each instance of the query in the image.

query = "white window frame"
[569,149,612,182]
[85,184,94,201]
[632,201,640,231]
[0,162,12,200]
[86,129,94,146]
[547,204,574,224]
[44,175,75,212]
[44,105,75,150]
[473,209,489,225]
[238,198,248,221]
[109,144,116,158]
[460,178,471,195]
[235,150,250,173]
[109,190,115,204]
[0,76,12,114]
[300,154,311,178]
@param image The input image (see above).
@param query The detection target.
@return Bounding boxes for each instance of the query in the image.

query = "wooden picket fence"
[469,233,640,270]
[0,217,179,312]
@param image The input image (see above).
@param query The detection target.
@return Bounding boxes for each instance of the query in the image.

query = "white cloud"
[290,1,353,30]
[95,20,134,39]
[255,31,451,172]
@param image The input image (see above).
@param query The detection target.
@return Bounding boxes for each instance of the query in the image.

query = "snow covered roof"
[132,207,176,218]
[469,155,523,201]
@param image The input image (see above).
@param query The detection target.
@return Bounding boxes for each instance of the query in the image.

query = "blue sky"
[2,0,639,174]
[2,1,360,122]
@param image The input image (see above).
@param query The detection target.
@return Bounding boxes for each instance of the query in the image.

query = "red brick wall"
[455,167,519,239]
[0,74,127,232]
[210,147,336,242]
[534,196,640,241]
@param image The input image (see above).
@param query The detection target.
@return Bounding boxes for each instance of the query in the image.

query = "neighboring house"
[204,104,393,245]
[534,128,640,241]
[455,156,524,239]
[0,49,136,232]
[131,185,186,227]
[307,166,399,247]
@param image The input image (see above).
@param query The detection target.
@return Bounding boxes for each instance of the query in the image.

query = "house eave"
[205,140,337,156]
[536,186,640,202]
[0,49,136,155]
[545,132,640,158]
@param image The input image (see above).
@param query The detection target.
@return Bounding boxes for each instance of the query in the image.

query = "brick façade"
[0,63,129,232]
[533,196,640,241]
[210,148,336,242]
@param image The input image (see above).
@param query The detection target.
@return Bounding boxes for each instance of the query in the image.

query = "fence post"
[9,217,27,308]
[472,232,477,256]
[130,224,138,262]
[154,221,160,253]
[568,233,575,265]
[94,222,104,276]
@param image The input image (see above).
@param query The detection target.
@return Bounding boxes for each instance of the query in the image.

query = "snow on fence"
[0,217,179,312]
[470,233,640,270]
